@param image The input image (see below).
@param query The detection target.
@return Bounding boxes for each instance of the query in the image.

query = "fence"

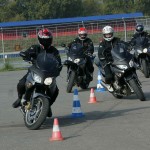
[0,17,150,67]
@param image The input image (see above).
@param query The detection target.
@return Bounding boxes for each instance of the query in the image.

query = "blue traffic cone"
[96,70,106,92]
[71,89,84,118]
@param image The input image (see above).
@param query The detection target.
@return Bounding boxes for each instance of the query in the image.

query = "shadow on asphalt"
[143,91,150,101]
[125,91,150,101]
[1,105,150,132]
[41,105,150,130]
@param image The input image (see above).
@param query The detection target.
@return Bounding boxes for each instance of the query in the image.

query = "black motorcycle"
[132,36,150,78]
[20,52,60,130]
[100,42,145,101]
[63,43,92,93]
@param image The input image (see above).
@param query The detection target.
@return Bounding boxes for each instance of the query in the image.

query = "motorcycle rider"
[67,27,94,81]
[95,25,127,91]
[129,24,150,47]
[128,24,150,66]
[12,28,62,117]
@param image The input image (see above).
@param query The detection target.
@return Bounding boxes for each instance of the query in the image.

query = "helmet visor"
[38,38,52,48]
[136,25,144,33]
[79,34,87,39]
[104,33,113,38]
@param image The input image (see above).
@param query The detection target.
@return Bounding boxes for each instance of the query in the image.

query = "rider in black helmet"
[12,28,62,117]
[129,24,150,47]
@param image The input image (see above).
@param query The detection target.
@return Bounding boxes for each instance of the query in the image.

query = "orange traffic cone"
[88,88,98,104]
[49,118,64,141]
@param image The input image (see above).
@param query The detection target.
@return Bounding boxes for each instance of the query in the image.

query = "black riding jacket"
[98,37,121,64]
[20,44,62,71]
[68,37,94,54]
[129,32,150,47]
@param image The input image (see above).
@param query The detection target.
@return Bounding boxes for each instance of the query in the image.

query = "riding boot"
[47,107,52,117]
[12,98,21,108]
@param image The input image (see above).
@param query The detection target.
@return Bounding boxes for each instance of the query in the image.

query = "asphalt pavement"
[0,66,150,150]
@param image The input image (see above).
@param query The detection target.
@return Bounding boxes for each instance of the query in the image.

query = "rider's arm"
[146,32,150,45]
[68,38,78,47]
[86,38,94,54]
[54,49,62,72]
[20,45,37,61]
[98,41,113,65]
[129,34,137,47]
[98,41,106,60]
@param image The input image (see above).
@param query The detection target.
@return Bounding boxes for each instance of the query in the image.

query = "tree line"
[0,0,149,22]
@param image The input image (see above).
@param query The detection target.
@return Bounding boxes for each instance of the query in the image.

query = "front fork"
[124,72,142,90]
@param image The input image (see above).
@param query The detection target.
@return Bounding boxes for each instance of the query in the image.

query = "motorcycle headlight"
[33,73,42,83]
[68,57,72,61]
[129,60,134,67]
[44,77,53,85]
[143,48,148,53]
[74,58,80,63]
[117,65,128,70]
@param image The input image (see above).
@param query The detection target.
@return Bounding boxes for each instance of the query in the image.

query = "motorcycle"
[19,52,61,130]
[99,42,145,101]
[63,43,93,93]
[132,37,150,78]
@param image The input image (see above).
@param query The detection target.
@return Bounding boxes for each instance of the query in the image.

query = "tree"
[102,0,136,14]
[82,0,101,16]
[135,0,150,16]
[0,0,150,22]
[16,0,83,20]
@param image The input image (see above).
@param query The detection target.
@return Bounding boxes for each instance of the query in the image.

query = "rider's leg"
[86,56,94,81]
[46,85,59,117]
[12,73,28,108]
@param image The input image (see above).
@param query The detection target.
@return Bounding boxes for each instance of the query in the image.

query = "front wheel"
[80,81,89,89]
[141,59,149,78]
[128,79,145,101]
[112,92,123,99]
[24,96,49,130]
[67,71,76,93]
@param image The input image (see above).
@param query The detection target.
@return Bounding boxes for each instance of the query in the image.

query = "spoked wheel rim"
[25,98,43,126]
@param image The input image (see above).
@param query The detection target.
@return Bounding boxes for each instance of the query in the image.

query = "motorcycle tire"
[67,71,76,93]
[128,79,145,101]
[141,59,149,78]
[112,92,123,99]
[80,81,89,89]
[24,96,49,130]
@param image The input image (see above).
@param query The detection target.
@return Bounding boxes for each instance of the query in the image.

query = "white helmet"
[102,26,114,41]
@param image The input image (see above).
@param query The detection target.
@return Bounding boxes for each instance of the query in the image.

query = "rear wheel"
[67,71,76,93]
[24,96,49,130]
[128,79,145,101]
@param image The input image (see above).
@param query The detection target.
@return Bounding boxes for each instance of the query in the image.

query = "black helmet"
[135,24,144,33]
[38,28,53,49]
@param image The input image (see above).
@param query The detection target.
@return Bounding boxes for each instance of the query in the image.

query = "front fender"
[137,53,149,61]
[32,92,50,100]
[124,72,141,86]
[124,73,136,81]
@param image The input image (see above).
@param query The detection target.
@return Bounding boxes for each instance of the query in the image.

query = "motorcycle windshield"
[35,52,60,77]
[111,43,132,64]
[68,43,85,58]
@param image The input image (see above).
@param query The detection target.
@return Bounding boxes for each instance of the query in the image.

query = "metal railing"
[0,17,150,67]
